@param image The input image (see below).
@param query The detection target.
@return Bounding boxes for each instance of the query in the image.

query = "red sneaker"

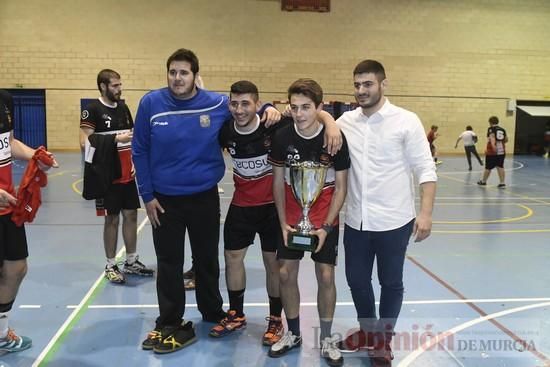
[336,329,375,352]
[370,341,394,366]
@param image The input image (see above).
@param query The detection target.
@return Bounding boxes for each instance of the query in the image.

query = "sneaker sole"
[142,343,158,351]
[123,270,154,276]
[209,323,247,338]
[0,342,32,353]
[153,335,197,354]
[263,338,281,346]
[105,277,125,284]
[324,356,344,367]
[268,340,302,358]
[337,343,374,353]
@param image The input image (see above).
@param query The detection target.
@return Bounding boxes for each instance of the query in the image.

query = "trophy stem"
[296,206,314,235]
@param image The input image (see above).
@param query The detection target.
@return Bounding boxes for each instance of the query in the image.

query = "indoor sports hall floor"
[1,153,549,367]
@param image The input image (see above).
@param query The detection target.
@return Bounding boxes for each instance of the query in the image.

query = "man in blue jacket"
[133,48,281,354]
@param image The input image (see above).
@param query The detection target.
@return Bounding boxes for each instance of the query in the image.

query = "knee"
[380,279,404,293]
[224,251,243,268]
[279,265,293,285]
[105,214,120,227]
[122,210,137,224]
[0,261,28,284]
[262,252,279,272]
[345,270,371,290]
[318,268,335,289]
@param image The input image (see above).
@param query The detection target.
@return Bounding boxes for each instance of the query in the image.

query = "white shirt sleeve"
[404,113,437,184]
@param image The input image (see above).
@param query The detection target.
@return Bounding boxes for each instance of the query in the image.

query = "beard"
[106,89,121,102]
[355,87,382,109]
[169,75,196,99]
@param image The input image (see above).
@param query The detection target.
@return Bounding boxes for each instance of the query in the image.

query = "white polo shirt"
[337,99,437,232]
[458,130,477,147]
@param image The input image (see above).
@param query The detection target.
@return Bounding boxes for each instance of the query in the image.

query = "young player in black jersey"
[210,80,342,347]
[80,69,153,284]
[268,79,350,366]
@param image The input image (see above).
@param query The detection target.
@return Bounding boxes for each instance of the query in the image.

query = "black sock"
[268,296,283,317]
[320,319,333,340]
[228,289,245,317]
[0,300,15,313]
[286,316,300,336]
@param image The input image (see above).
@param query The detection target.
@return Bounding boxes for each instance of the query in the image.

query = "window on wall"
[7,89,47,149]
[281,0,330,12]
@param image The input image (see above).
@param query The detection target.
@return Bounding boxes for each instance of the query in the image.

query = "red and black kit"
[80,99,134,184]
[0,90,28,262]
[218,116,291,251]
[268,123,350,229]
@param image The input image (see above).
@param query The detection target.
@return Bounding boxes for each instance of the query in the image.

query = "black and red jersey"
[80,99,134,183]
[486,125,507,156]
[268,122,350,228]
[219,116,290,207]
[0,90,15,215]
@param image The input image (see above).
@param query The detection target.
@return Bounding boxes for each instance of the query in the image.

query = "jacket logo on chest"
[200,115,210,128]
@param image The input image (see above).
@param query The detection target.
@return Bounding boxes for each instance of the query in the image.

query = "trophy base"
[287,233,318,252]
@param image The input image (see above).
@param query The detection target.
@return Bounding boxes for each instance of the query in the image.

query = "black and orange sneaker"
[141,327,163,350]
[209,310,247,338]
[153,321,196,354]
[262,315,284,346]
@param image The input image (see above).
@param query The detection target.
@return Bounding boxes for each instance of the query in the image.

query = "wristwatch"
[321,223,334,234]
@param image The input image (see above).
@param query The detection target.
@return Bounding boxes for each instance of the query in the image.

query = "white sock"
[0,312,9,339]
[126,253,137,265]
[106,258,117,268]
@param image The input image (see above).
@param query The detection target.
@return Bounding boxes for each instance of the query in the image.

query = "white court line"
[397,301,550,367]
[434,196,550,200]
[63,297,550,309]
[440,160,524,175]
[19,305,41,309]
[31,217,149,367]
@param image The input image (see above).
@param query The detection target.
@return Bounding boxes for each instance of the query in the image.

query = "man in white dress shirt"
[336,60,437,366]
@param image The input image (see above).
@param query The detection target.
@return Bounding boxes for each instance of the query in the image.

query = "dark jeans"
[343,220,414,337]
[152,186,224,327]
[464,145,483,168]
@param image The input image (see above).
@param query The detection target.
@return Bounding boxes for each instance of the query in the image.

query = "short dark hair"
[431,125,438,130]
[166,48,199,74]
[353,60,386,82]
[489,116,499,125]
[97,69,120,92]
[466,125,473,130]
[287,78,323,107]
[230,80,259,102]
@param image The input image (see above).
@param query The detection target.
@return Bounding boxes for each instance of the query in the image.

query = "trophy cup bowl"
[287,161,328,252]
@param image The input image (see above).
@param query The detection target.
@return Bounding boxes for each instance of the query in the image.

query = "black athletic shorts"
[485,154,505,170]
[96,181,140,216]
[277,227,339,266]
[0,213,28,263]
[223,203,281,252]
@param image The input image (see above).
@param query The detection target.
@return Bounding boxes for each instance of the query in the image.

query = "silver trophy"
[287,161,328,252]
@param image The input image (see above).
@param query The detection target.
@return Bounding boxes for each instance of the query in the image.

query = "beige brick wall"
[1,0,549,151]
